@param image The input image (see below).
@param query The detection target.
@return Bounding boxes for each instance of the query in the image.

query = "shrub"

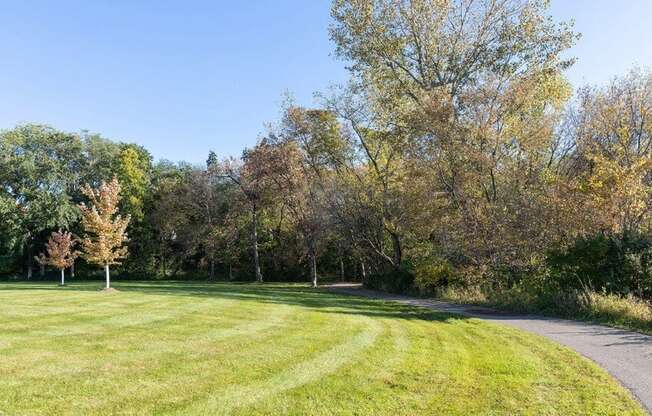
[581,291,652,328]
[547,231,652,298]
[366,267,415,294]
[439,285,652,334]
[413,258,458,294]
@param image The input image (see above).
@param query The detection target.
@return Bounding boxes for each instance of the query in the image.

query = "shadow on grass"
[0,280,468,324]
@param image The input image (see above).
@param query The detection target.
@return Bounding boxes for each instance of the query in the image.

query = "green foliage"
[206,150,218,169]
[0,194,22,260]
[0,125,83,229]
[1,0,651,319]
[79,133,121,186]
[0,124,84,275]
[413,258,458,294]
[116,144,152,222]
[366,267,414,294]
[547,232,652,298]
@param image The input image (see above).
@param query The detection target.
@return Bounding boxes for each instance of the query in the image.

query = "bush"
[366,267,415,294]
[547,231,652,298]
[413,258,458,294]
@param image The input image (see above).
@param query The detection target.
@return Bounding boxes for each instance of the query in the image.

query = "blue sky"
[1,1,650,164]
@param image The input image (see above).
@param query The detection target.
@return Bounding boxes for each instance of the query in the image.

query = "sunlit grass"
[0,281,644,415]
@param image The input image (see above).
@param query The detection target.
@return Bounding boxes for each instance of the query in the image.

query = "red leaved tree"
[36,230,80,286]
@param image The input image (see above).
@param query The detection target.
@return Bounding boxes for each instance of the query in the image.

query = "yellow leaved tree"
[571,70,652,236]
[78,177,130,289]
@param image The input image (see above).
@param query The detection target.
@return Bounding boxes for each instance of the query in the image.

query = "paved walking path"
[327,283,652,414]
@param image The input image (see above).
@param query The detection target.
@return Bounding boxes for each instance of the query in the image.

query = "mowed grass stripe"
[46,310,364,414]
[239,316,413,416]
[1,287,372,414]
[0,291,292,390]
[234,311,644,416]
[135,310,373,414]
[0,294,236,349]
[0,282,645,415]
[0,287,189,331]
[183,316,384,415]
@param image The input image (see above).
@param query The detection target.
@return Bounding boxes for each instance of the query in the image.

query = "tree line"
[2,0,652,300]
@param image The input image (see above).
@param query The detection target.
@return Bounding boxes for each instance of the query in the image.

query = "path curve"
[327,283,652,414]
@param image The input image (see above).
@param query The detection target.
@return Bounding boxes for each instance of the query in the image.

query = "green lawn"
[0,282,644,415]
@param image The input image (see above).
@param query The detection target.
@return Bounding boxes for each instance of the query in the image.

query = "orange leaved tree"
[36,230,79,286]
[78,178,130,289]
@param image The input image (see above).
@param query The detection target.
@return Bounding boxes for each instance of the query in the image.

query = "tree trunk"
[340,258,345,281]
[105,264,110,289]
[70,261,75,278]
[161,249,166,277]
[26,243,33,280]
[310,251,318,288]
[229,263,233,280]
[390,232,402,269]
[361,261,367,283]
[60,268,65,286]
[252,203,263,283]
[209,260,215,280]
[39,263,45,277]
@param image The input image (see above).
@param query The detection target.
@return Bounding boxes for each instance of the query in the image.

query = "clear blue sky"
[1,1,651,164]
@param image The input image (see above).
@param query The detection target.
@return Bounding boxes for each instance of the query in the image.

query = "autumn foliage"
[78,178,130,268]
[36,230,79,271]
[3,0,652,306]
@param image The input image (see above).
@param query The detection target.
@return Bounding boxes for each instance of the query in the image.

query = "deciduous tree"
[0,124,83,278]
[36,230,79,285]
[78,178,130,289]
[216,148,275,283]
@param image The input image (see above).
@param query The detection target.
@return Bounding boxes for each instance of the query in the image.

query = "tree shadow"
[131,282,472,322]
[0,280,469,323]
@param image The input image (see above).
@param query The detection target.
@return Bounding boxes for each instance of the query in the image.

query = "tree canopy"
[1,0,652,302]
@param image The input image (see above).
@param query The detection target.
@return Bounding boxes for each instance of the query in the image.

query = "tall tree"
[321,90,412,270]
[217,148,274,283]
[0,124,83,278]
[147,160,189,276]
[330,0,578,280]
[115,144,152,223]
[182,167,223,279]
[273,107,342,286]
[564,69,652,236]
[78,178,130,289]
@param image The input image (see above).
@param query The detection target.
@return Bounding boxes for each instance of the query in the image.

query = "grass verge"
[439,286,652,335]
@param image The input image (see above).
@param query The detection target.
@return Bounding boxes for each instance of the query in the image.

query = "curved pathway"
[327,283,652,414]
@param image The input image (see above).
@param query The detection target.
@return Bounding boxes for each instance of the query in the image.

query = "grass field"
[0,281,645,415]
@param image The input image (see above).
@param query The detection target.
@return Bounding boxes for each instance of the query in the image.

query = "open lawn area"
[0,281,645,415]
